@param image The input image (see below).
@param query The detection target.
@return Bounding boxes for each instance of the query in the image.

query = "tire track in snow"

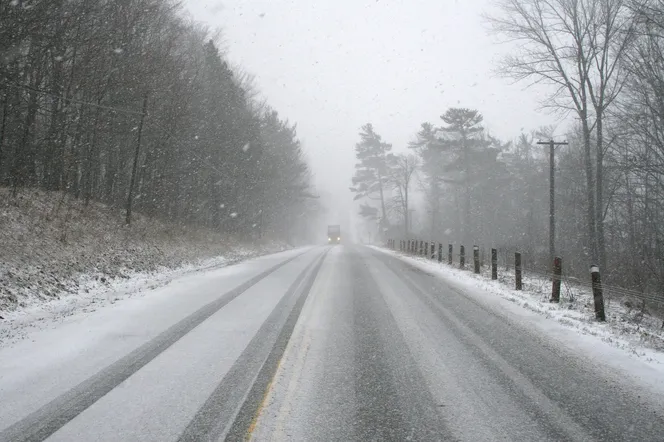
[0,250,310,442]
[177,248,329,442]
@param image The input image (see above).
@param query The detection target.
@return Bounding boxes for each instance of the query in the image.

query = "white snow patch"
[242,143,250,152]
[230,212,238,218]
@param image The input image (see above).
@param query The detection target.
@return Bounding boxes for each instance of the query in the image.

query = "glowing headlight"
[337,237,340,241]
[328,237,331,241]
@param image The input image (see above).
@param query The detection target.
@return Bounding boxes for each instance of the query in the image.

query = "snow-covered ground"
[0,187,294,346]
[373,246,664,371]
[0,188,289,311]
[0,247,313,436]
[0,245,293,348]
[3,245,664,440]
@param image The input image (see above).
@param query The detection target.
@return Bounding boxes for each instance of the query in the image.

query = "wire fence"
[388,238,664,322]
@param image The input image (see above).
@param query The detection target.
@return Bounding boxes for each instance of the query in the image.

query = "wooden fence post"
[419,240,424,256]
[551,256,562,303]
[491,248,497,280]
[515,252,522,290]
[438,243,443,262]
[473,245,480,274]
[448,244,453,265]
[460,245,465,269]
[424,241,429,258]
[590,265,606,321]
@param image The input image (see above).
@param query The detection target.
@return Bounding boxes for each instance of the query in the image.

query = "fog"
[3,0,664,295]
[3,2,664,436]
[185,0,554,241]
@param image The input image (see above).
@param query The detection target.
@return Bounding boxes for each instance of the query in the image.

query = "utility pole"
[408,208,416,235]
[430,209,435,240]
[537,139,568,269]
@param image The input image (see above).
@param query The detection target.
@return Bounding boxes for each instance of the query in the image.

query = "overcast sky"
[185,0,559,222]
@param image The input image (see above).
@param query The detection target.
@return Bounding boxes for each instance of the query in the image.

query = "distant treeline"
[0,0,316,240]
[352,0,664,296]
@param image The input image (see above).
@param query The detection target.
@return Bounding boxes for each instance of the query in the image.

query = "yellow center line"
[245,356,284,441]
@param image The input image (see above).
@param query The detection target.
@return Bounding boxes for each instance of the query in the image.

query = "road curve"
[0,245,662,441]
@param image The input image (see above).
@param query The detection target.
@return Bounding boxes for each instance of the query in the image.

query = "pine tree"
[350,124,394,231]
[438,108,490,243]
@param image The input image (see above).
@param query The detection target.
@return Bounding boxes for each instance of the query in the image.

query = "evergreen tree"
[350,123,394,231]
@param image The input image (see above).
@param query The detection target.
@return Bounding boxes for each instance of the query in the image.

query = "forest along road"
[1,246,663,442]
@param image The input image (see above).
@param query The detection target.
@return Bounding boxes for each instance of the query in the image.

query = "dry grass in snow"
[0,187,288,318]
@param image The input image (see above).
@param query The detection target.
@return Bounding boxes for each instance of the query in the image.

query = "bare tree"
[487,0,635,270]
[0,0,316,242]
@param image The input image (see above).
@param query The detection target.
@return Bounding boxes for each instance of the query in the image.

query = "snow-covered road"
[1,245,663,441]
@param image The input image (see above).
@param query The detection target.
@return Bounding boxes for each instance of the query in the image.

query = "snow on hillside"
[0,188,289,340]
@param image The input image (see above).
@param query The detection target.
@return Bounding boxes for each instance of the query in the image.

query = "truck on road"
[327,225,341,244]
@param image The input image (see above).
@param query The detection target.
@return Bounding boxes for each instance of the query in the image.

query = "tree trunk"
[44,74,63,191]
[126,92,149,225]
[582,116,598,263]
[462,130,472,245]
[625,171,640,290]
[378,171,387,229]
[595,115,607,272]
[84,105,103,206]
[0,92,7,184]
[13,85,40,191]
[404,178,409,236]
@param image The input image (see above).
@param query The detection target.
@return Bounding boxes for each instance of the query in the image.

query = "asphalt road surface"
[1,246,663,441]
